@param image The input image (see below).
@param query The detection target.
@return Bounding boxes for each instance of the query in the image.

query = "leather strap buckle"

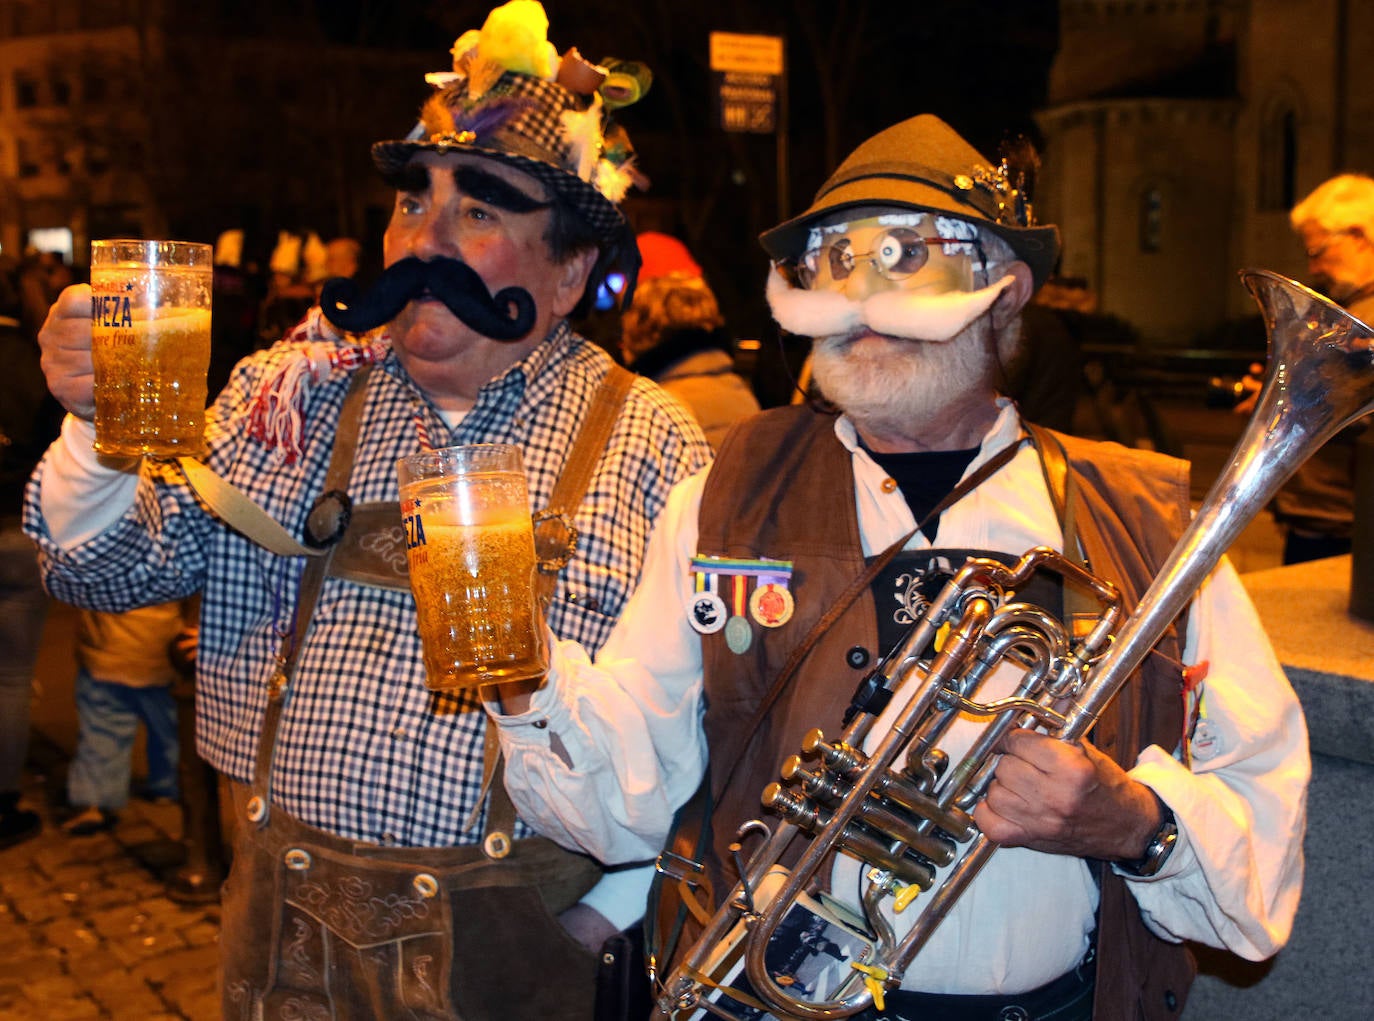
[304,489,353,549]
[532,509,580,573]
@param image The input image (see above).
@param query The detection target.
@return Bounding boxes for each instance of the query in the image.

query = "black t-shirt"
[864,445,978,542]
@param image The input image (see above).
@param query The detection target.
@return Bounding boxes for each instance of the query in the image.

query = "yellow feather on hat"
[477,1,557,80]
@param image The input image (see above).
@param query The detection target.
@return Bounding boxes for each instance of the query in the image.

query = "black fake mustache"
[319,256,537,340]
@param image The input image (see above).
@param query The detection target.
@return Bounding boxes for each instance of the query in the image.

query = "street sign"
[710,32,784,135]
[709,32,784,75]
[718,74,777,133]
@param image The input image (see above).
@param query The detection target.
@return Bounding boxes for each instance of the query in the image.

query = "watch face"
[1126,819,1178,877]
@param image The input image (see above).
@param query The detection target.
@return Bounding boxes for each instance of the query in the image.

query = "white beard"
[810,318,1004,439]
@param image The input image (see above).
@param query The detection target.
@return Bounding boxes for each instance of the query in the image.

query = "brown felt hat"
[759,114,1060,288]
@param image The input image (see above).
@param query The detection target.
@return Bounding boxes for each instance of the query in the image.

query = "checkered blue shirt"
[26,320,711,846]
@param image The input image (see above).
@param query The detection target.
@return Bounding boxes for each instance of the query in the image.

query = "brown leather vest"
[687,405,1195,1020]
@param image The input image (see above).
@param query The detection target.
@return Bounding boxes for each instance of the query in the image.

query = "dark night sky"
[309,0,1059,193]
[305,0,1062,339]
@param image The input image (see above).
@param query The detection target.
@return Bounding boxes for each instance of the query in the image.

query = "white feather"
[559,94,604,182]
[593,158,635,203]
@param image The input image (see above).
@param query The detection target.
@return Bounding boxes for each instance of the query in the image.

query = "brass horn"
[653,270,1374,1020]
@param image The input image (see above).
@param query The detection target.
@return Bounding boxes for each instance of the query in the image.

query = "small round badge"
[724,615,753,654]
[749,583,795,628]
[1190,717,1222,761]
[688,592,728,635]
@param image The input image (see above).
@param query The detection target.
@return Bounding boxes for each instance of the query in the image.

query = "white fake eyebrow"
[806,212,931,251]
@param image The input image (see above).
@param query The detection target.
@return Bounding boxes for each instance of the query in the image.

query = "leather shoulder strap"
[477,363,635,859]
[532,363,636,604]
[249,365,373,825]
[179,457,325,558]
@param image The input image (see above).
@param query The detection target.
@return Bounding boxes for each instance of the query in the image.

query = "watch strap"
[1120,794,1178,878]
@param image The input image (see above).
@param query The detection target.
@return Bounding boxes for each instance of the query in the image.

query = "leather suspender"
[183,363,638,592]
[246,362,638,855]
[532,363,636,606]
[1024,420,1097,624]
[248,365,373,829]
[484,363,635,848]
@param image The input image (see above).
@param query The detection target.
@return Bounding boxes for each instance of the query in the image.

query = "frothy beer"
[89,242,213,458]
[401,472,546,690]
[90,302,212,457]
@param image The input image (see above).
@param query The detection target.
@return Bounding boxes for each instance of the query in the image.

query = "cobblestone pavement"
[0,738,220,1021]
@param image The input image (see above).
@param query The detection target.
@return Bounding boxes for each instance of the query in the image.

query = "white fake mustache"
[765,266,1014,342]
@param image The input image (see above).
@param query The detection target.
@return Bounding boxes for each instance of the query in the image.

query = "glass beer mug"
[397,444,549,691]
[89,239,213,458]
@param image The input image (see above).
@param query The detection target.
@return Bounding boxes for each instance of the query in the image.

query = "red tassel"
[244,307,388,464]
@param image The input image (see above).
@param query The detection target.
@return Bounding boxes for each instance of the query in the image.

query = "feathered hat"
[371,1,652,294]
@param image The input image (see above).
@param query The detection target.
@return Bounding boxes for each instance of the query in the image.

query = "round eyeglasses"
[795,228,981,289]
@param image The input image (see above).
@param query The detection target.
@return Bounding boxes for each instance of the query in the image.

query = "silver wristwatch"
[1120,802,1178,878]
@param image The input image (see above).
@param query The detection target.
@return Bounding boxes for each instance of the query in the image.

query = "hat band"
[817,159,1003,224]
[487,127,570,176]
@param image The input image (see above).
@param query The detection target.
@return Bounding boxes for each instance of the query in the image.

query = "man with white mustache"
[486,115,1308,1021]
[769,204,1025,451]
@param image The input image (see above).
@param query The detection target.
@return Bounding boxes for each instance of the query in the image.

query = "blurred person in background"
[1244,173,1374,563]
[1295,173,1374,321]
[163,600,228,904]
[620,233,760,448]
[1009,275,1087,433]
[61,601,190,835]
[0,261,58,848]
[17,251,74,341]
[210,229,264,397]
[323,236,362,289]
[256,229,318,347]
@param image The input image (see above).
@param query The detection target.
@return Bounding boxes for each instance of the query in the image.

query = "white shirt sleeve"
[491,468,711,865]
[37,415,141,547]
[1120,557,1310,959]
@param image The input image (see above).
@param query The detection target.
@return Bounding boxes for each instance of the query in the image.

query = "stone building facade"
[1036,0,1374,344]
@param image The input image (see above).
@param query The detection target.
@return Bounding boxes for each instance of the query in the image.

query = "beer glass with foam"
[89,239,213,458]
[397,444,548,691]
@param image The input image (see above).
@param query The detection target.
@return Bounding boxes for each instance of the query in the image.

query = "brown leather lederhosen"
[665,406,1196,1020]
[220,363,635,1021]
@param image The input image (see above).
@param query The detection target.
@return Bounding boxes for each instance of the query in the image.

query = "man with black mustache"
[490,115,1309,1020]
[23,4,708,1018]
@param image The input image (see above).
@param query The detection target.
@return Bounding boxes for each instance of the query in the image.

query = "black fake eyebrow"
[390,161,432,195]
[454,166,552,214]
